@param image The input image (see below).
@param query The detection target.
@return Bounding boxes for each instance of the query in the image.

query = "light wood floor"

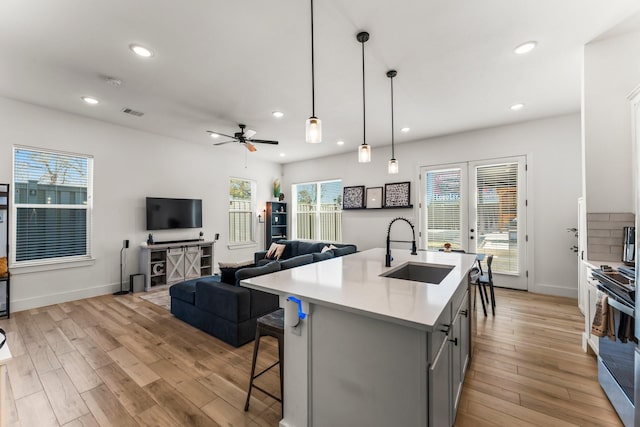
[0,287,623,426]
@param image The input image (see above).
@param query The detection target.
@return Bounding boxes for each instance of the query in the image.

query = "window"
[13,147,93,265]
[292,179,342,241]
[229,178,256,244]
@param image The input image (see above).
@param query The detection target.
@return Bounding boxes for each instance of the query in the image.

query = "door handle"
[470,229,475,233]
[470,236,474,240]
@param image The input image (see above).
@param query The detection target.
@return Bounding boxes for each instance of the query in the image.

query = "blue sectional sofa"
[169,240,357,347]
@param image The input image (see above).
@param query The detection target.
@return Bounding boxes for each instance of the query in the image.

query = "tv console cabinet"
[139,240,214,291]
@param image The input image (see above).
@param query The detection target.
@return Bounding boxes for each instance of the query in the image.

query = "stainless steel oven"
[593,269,636,427]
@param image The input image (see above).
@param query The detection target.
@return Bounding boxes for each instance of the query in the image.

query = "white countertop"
[241,248,477,331]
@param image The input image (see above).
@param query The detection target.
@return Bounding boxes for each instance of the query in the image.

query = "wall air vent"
[121,108,144,117]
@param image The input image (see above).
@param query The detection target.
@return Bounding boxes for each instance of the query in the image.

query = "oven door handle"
[607,297,635,318]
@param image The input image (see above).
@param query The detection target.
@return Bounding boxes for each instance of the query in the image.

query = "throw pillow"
[321,244,338,253]
[0,257,6,277]
[266,242,286,260]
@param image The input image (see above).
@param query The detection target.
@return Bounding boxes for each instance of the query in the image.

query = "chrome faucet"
[386,217,418,267]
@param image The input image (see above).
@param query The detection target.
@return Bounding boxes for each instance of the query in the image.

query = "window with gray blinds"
[13,148,92,263]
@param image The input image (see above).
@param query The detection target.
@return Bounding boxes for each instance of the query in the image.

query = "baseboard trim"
[530,282,578,299]
[12,282,122,312]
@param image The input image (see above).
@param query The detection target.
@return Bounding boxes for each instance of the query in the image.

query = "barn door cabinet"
[140,240,214,291]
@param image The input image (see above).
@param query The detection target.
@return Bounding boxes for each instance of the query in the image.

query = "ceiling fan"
[207,124,279,152]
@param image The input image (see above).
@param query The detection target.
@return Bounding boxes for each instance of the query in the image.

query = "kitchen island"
[241,248,477,427]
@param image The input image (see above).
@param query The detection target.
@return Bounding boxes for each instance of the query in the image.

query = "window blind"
[13,148,92,264]
[425,168,462,250]
[475,162,519,274]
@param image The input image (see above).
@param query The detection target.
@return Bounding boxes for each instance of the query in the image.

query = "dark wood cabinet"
[265,202,287,248]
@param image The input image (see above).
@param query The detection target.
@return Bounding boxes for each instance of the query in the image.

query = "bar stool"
[244,308,284,413]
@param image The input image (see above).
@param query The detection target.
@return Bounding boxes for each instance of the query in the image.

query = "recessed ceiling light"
[209,132,220,139]
[129,44,154,58]
[401,127,410,133]
[81,96,99,105]
[514,41,537,55]
[272,111,284,118]
[510,103,525,111]
[279,153,286,157]
[336,140,345,146]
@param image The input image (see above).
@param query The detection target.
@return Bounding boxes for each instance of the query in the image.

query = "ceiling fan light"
[358,143,371,163]
[306,116,322,143]
[388,158,399,174]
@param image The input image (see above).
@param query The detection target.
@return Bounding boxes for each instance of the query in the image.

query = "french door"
[420,156,527,290]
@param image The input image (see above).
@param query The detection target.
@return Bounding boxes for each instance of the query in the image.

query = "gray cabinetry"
[429,288,470,426]
[140,241,213,291]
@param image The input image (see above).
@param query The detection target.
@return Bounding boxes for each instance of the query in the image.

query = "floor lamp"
[114,239,129,295]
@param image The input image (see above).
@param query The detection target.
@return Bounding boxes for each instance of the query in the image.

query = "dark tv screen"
[146,197,202,230]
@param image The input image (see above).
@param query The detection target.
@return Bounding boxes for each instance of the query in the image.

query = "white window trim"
[228,177,257,246]
[291,178,342,242]
[11,145,94,268]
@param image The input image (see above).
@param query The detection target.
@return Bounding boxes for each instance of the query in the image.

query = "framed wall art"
[366,187,383,209]
[343,186,365,209]
[384,181,411,207]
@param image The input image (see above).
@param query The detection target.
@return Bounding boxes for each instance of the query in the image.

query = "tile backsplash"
[587,213,635,262]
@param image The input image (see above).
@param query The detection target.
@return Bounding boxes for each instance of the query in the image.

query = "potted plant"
[273,179,281,201]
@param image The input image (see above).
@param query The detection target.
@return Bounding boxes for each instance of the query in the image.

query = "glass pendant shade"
[388,158,399,174]
[305,116,322,143]
[358,143,371,163]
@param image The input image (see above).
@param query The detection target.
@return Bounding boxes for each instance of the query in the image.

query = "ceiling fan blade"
[207,131,237,139]
[244,129,257,139]
[213,140,235,146]
[249,139,279,145]
[245,142,257,152]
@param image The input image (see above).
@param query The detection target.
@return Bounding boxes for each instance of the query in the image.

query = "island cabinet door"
[451,291,470,418]
[429,331,452,427]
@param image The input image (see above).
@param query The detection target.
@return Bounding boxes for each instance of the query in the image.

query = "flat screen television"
[146,197,202,230]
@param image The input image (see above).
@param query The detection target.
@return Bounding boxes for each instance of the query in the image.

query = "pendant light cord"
[310,0,316,117]
[361,39,366,145]
[390,74,395,158]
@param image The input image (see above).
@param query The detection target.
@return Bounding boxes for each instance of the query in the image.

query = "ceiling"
[1,1,639,164]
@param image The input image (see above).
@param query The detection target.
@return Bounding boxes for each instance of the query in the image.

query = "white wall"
[583,27,640,213]
[0,96,281,311]
[283,114,582,297]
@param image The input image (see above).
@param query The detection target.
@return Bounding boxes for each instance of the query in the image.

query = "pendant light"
[305,0,321,143]
[387,70,399,174]
[357,31,371,163]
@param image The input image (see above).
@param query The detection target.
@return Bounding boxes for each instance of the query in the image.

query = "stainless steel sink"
[380,262,454,284]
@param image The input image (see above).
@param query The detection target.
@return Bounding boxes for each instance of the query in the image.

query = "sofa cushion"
[297,241,324,256]
[333,246,357,257]
[169,280,199,305]
[256,258,273,267]
[219,260,254,285]
[280,254,314,270]
[312,251,335,262]
[195,281,250,322]
[235,261,281,286]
